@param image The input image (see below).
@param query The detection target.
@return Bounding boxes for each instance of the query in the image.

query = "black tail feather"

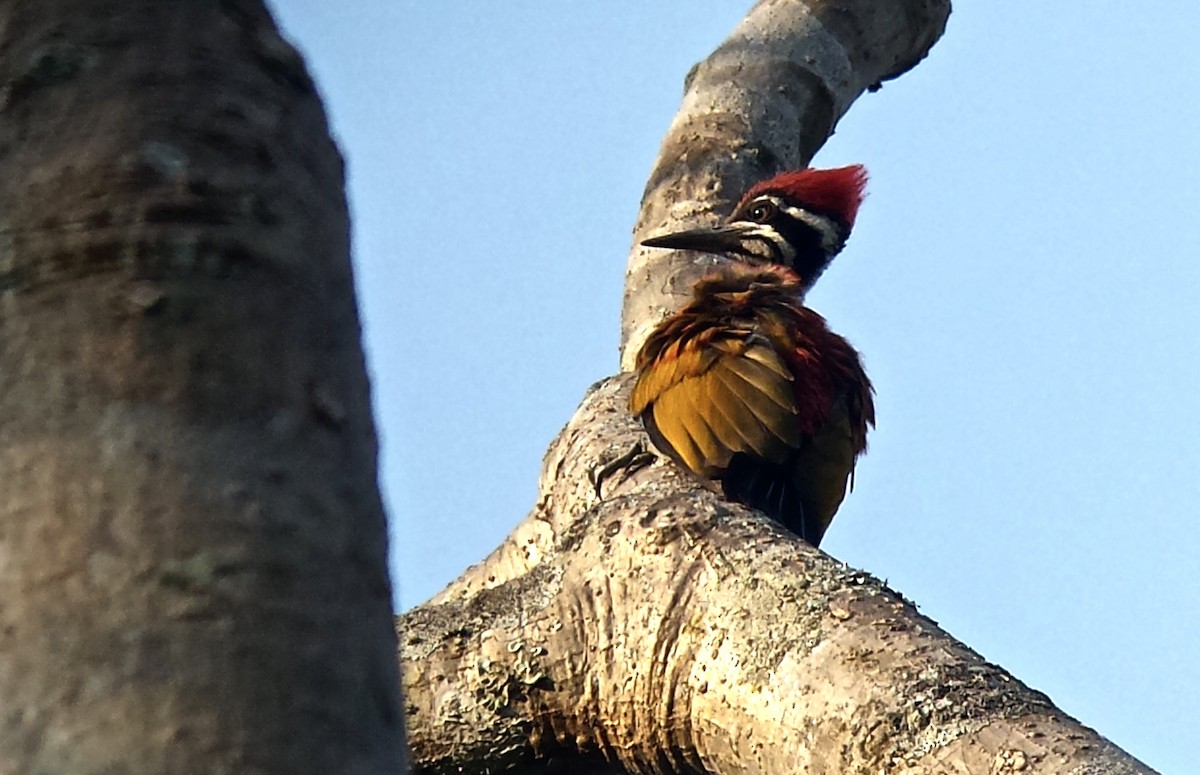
[722,454,823,546]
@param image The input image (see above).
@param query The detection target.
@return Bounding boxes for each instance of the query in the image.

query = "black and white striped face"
[641,194,850,291]
[726,193,849,283]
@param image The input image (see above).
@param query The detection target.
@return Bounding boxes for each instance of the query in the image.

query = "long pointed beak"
[641,223,758,255]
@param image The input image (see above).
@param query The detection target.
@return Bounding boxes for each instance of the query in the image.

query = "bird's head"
[641,164,868,292]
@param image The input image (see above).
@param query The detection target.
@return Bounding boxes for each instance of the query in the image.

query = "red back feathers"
[740,164,868,228]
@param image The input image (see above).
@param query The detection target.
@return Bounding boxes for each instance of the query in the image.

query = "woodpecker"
[629,165,874,546]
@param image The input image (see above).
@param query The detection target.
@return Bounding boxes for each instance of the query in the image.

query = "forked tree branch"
[399,2,1156,774]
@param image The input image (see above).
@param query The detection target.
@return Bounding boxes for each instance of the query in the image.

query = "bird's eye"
[747,200,777,222]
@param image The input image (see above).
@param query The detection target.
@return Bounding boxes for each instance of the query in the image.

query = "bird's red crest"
[741,164,868,227]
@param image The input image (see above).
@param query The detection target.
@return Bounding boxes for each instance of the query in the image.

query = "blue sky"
[270,4,1198,772]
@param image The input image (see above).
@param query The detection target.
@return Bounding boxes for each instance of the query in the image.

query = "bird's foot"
[589,440,657,499]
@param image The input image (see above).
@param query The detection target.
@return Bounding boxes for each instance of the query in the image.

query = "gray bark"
[401,2,1157,774]
[0,1,405,773]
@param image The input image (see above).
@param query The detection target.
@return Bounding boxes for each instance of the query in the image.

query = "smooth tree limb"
[401,1,1157,774]
[0,1,404,773]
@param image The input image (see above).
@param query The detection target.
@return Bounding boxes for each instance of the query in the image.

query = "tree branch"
[401,1,1156,773]
[404,378,1151,774]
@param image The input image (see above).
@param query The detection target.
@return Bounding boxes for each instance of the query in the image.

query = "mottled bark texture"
[401,1,1156,774]
[0,2,404,774]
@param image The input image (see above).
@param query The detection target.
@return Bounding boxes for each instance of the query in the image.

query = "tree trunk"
[0,2,404,773]
[400,2,1157,774]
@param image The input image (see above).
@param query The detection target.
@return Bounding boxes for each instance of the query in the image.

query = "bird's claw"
[590,440,657,499]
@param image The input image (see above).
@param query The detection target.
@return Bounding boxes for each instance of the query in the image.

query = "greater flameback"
[630,166,874,546]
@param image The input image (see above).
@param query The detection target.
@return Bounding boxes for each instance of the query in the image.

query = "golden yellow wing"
[630,332,801,477]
